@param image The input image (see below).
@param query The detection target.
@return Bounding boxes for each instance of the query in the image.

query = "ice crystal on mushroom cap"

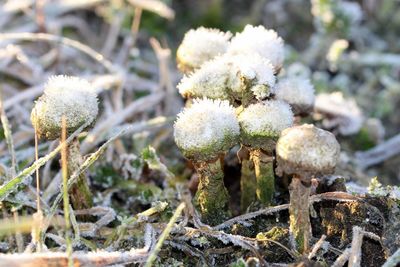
[31,75,98,140]
[228,25,284,71]
[177,27,232,73]
[274,77,315,115]
[238,100,293,150]
[178,53,276,102]
[177,57,231,100]
[228,53,276,100]
[174,98,240,161]
[276,124,340,179]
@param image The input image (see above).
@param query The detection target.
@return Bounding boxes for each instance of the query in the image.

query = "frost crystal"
[228,24,284,71]
[276,124,340,178]
[177,53,275,102]
[31,75,98,139]
[177,57,231,100]
[274,77,315,115]
[176,27,232,73]
[174,98,239,160]
[228,53,276,100]
[238,100,293,149]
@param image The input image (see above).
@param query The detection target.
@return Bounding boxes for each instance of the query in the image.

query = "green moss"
[251,149,275,206]
[194,159,230,225]
[240,130,278,152]
[345,127,376,151]
[240,158,257,212]
[182,131,238,161]
[256,226,287,242]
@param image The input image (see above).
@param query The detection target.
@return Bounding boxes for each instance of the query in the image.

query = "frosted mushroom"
[238,100,293,206]
[177,56,232,101]
[174,98,240,225]
[275,124,340,253]
[274,77,315,116]
[177,53,276,105]
[176,27,231,74]
[228,24,285,72]
[31,75,98,209]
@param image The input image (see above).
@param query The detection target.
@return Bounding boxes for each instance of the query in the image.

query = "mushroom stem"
[250,149,275,205]
[240,157,257,212]
[66,138,93,210]
[193,157,230,225]
[289,175,311,254]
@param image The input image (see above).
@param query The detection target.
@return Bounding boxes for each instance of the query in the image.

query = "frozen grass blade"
[144,202,185,267]
[0,122,89,202]
[0,32,118,73]
[0,91,17,177]
[61,117,73,267]
[42,122,153,236]
[383,248,400,267]
[33,109,41,212]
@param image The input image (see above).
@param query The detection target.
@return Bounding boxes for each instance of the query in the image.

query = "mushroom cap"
[178,52,276,104]
[227,52,276,102]
[276,124,340,179]
[228,24,284,71]
[177,56,232,101]
[31,75,98,140]
[176,27,231,73]
[274,77,315,116]
[174,98,240,161]
[238,100,293,151]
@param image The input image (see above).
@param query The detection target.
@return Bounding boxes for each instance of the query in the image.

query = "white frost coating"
[178,53,276,101]
[275,77,315,113]
[177,56,231,100]
[276,124,340,176]
[314,92,363,135]
[177,27,232,72]
[31,75,98,139]
[174,98,239,159]
[228,24,284,70]
[228,53,276,99]
[238,100,293,138]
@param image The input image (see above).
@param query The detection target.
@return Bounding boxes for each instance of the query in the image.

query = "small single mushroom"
[31,75,98,210]
[176,27,232,74]
[173,98,240,225]
[276,124,340,253]
[228,24,285,72]
[238,100,293,207]
[274,77,315,117]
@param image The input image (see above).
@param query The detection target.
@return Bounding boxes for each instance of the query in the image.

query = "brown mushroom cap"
[275,124,340,180]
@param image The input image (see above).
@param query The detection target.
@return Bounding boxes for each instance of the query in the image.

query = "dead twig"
[0,32,118,73]
[308,235,327,259]
[355,133,400,170]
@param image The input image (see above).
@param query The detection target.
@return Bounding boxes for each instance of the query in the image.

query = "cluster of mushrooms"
[173,25,341,253]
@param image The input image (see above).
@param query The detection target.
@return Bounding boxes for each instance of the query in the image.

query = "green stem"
[193,158,230,225]
[289,176,311,254]
[67,138,93,210]
[240,158,257,213]
[250,149,275,206]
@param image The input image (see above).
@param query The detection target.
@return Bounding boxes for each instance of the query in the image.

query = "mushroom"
[228,24,285,72]
[274,77,315,117]
[276,124,340,253]
[238,100,293,207]
[176,27,232,74]
[31,75,98,210]
[173,98,240,225]
[178,52,275,106]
